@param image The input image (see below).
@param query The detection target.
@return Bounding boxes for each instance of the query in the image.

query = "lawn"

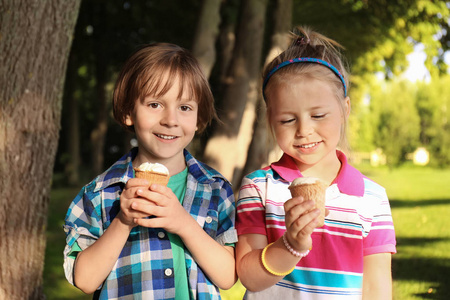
[43,165,450,299]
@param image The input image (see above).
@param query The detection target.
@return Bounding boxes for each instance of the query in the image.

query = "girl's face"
[125,75,198,174]
[267,76,350,175]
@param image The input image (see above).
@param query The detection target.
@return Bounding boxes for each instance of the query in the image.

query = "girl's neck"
[296,154,342,186]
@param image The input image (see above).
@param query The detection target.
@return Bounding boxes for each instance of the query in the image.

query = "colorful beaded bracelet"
[282,233,311,258]
[261,243,295,277]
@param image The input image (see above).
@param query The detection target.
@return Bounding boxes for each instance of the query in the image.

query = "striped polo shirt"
[236,151,396,299]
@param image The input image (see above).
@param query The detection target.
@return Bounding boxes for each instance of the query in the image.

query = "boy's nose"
[161,109,178,127]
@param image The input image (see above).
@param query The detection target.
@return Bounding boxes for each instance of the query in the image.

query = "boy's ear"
[125,114,134,126]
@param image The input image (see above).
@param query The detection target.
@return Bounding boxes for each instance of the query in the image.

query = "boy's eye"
[180,105,192,112]
[149,103,161,109]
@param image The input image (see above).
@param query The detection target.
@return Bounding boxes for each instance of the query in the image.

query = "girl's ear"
[125,114,134,126]
[344,96,351,119]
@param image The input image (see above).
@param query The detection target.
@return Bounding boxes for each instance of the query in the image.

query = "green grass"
[44,166,450,299]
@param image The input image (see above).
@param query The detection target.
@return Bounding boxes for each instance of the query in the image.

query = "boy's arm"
[132,184,237,290]
[73,217,133,294]
[362,253,392,300]
[72,178,154,294]
[178,220,237,290]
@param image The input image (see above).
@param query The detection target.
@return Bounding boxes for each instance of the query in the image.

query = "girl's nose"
[296,118,313,137]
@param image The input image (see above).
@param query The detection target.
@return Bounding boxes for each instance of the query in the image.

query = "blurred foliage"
[55,0,450,185]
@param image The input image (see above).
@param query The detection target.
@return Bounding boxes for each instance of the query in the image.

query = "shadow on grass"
[390,198,450,208]
[393,253,450,299]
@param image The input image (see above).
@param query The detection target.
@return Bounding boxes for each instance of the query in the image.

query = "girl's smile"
[267,76,349,179]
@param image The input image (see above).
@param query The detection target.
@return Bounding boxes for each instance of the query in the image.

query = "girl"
[235,27,396,299]
[63,43,237,299]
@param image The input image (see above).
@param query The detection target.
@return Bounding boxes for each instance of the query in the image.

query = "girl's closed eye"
[312,113,326,119]
[280,118,296,124]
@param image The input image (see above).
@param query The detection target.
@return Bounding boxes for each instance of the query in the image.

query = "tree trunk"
[65,52,81,186]
[90,2,108,177]
[240,0,292,183]
[203,0,268,181]
[191,0,222,78]
[0,1,80,299]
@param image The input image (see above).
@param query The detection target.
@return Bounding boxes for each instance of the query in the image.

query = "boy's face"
[125,75,198,172]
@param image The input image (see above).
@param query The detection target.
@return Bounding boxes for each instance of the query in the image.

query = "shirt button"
[164,268,173,277]
[205,216,213,224]
[158,231,166,239]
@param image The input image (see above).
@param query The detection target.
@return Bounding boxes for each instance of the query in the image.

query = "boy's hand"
[117,178,157,228]
[283,196,320,253]
[131,184,194,235]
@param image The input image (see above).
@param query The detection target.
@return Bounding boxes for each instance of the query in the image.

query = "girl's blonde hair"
[262,26,350,151]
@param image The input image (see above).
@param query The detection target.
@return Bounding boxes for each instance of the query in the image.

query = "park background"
[1,0,450,299]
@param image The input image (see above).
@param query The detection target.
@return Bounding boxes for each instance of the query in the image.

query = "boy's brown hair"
[113,43,218,133]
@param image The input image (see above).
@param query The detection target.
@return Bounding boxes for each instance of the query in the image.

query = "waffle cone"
[289,180,327,227]
[134,169,170,186]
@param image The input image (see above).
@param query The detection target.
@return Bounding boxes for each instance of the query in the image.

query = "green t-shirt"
[167,167,190,300]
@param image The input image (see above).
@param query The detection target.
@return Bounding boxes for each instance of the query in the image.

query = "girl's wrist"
[282,232,311,258]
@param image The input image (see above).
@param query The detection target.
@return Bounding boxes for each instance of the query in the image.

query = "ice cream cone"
[289,177,327,227]
[134,162,170,186]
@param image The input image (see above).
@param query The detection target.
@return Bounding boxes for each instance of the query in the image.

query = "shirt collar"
[270,150,364,197]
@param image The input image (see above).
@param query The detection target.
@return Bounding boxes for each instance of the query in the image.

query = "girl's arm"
[362,253,393,300]
[133,184,237,289]
[73,178,153,294]
[235,198,319,292]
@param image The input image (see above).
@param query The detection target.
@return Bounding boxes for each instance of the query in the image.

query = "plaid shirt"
[63,148,237,300]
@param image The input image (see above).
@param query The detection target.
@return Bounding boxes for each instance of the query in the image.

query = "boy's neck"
[132,151,187,176]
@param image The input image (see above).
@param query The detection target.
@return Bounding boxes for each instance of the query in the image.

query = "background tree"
[191,0,222,78]
[0,0,81,298]
[240,0,292,185]
[203,0,269,180]
[370,80,421,166]
[416,77,450,167]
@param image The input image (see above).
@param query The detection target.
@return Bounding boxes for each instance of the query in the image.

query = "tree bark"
[203,0,268,181]
[240,0,292,183]
[89,1,108,177]
[0,0,80,299]
[64,52,81,186]
[191,0,222,78]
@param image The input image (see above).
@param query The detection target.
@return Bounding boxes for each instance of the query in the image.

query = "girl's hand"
[131,184,194,235]
[117,178,157,228]
[283,196,320,252]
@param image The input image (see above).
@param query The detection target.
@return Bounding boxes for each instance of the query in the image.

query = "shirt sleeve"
[63,185,104,286]
[363,182,397,256]
[236,175,267,236]
[215,180,238,246]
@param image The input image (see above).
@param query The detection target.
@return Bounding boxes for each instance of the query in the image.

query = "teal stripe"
[287,268,363,289]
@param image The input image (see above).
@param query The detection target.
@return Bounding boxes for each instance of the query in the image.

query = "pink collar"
[270,151,365,197]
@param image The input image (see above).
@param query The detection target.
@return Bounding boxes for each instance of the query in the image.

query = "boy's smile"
[125,74,198,174]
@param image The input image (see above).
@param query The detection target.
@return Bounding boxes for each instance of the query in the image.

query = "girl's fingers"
[285,200,316,228]
[289,208,320,233]
[284,196,305,212]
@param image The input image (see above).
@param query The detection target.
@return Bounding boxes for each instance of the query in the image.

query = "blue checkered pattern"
[63,148,237,299]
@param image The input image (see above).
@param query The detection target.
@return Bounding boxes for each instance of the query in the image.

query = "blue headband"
[262,57,348,99]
